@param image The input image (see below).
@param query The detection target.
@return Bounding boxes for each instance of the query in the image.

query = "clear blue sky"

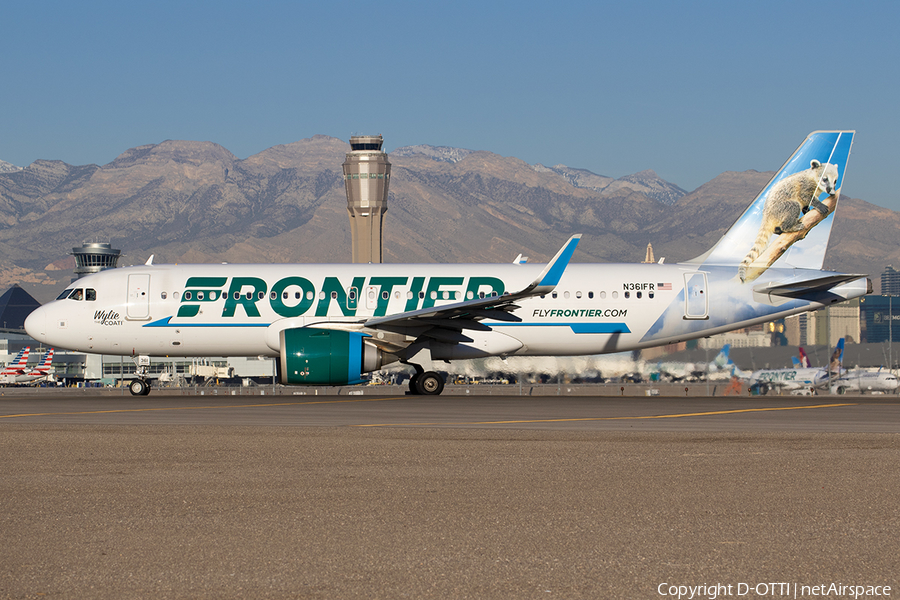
[2,0,897,209]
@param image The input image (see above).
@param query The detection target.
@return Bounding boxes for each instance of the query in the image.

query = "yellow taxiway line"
[355,403,858,427]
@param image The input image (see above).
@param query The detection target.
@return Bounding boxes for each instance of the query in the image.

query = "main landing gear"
[407,368,445,396]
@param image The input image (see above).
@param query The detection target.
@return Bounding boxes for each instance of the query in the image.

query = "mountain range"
[1,135,897,304]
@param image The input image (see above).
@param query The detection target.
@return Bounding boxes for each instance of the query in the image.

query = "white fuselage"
[833,371,900,393]
[748,367,833,390]
[25,261,868,363]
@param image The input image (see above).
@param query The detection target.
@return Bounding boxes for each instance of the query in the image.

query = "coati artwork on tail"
[738,159,840,282]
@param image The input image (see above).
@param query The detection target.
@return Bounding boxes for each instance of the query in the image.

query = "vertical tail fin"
[1,347,30,375]
[31,348,54,374]
[798,347,811,369]
[697,131,854,282]
[828,338,845,374]
[712,344,731,370]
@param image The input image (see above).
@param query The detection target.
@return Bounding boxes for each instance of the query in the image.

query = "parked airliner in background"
[655,345,733,382]
[831,368,900,395]
[1,347,30,382]
[25,131,869,396]
[1,347,53,385]
[742,338,845,395]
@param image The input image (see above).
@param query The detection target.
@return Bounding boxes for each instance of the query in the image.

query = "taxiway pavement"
[1,392,898,599]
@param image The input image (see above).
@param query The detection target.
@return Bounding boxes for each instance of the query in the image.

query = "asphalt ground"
[1,392,898,599]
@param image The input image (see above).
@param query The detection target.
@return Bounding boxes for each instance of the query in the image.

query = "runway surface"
[2,392,898,598]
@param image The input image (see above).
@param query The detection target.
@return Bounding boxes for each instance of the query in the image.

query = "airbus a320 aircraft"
[25,131,869,396]
[740,338,845,395]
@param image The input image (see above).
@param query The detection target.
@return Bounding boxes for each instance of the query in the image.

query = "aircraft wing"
[363,235,581,338]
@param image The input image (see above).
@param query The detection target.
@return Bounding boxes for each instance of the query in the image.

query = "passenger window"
[86,289,97,301]
[576,291,582,299]
[625,291,630,299]
[588,291,594,299]
[552,292,558,299]
[637,291,642,299]
[184,291,192,300]
[70,289,84,301]
[649,292,654,299]
[161,292,167,300]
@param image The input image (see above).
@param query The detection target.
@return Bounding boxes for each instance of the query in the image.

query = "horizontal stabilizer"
[753,274,867,299]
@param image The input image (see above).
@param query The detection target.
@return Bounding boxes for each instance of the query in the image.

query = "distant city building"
[343,135,391,263]
[642,243,655,264]
[784,300,860,347]
[881,266,900,296]
[860,295,900,343]
[70,242,121,281]
[697,331,772,349]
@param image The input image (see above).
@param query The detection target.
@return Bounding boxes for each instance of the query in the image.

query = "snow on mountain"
[0,159,23,174]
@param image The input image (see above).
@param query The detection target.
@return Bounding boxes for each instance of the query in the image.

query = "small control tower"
[70,242,121,281]
[342,135,391,263]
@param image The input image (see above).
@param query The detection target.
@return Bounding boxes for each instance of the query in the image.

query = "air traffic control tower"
[342,135,391,263]
[70,242,121,281]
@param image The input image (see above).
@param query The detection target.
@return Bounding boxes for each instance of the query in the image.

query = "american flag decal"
[657,283,672,290]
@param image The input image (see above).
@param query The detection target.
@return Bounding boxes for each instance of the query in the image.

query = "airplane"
[831,368,900,395]
[0,347,31,382]
[744,338,845,395]
[24,131,870,396]
[1,348,54,385]
[654,344,733,382]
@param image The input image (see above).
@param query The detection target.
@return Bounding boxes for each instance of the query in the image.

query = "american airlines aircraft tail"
[1,347,30,377]
[24,131,869,396]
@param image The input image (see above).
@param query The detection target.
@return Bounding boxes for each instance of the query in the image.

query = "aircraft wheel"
[836,386,846,395]
[416,371,445,396]
[408,373,421,395]
[129,379,148,396]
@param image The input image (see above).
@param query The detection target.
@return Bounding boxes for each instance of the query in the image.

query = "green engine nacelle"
[279,327,383,385]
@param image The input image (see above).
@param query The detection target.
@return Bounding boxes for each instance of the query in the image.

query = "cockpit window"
[69,289,84,301]
[86,288,97,301]
[56,289,74,300]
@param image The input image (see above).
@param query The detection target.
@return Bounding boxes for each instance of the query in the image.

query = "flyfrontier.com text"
[657,582,891,599]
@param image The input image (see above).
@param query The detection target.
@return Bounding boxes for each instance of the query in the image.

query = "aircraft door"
[127,274,151,320]
[683,272,708,320]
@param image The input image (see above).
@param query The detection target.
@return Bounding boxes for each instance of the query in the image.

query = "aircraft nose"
[24,306,47,342]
